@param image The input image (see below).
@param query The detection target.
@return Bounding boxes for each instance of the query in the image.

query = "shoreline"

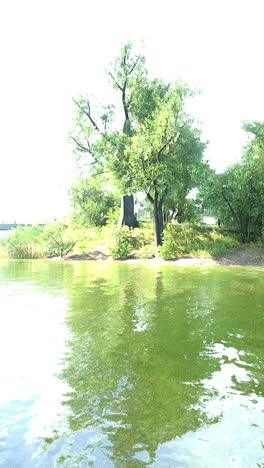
[1,246,263,267]
[62,246,264,267]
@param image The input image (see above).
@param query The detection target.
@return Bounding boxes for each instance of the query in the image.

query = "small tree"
[70,176,119,227]
[43,222,77,257]
[199,158,264,242]
[70,42,147,228]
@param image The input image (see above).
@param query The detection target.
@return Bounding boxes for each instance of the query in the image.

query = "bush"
[109,227,133,259]
[43,222,78,257]
[160,223,238,259]
[70,176,119,227]
[0,223,81,259]
[126,224,153,249]
[159,239,179,260]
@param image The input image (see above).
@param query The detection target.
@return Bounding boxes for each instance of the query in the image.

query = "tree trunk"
[238,222,248,243]
[153,192,164,246]
[119,194,139,228]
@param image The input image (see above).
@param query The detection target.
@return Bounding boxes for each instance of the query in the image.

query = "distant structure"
[0,223,45,230]
[0,224,25,231]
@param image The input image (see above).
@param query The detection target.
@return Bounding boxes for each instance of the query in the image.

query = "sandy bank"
[62,247,264,267]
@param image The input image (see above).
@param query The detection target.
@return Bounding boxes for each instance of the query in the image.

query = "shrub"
[43,222,78,257]
[119,224,152,250]
[70,176,119,227]
[109,227,133,259]
[160,223,238,259]
[159,239,180,260]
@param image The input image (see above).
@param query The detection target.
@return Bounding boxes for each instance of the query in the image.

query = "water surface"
[0,260,263,467]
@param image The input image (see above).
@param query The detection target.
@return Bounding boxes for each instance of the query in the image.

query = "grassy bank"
[0,221,240,260]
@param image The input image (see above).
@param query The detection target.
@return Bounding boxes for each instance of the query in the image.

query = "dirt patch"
[216,246,264,266]
[61,246,264,267]
[64,251,110,261]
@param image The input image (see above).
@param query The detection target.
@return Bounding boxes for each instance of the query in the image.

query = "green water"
[0,260,263,467]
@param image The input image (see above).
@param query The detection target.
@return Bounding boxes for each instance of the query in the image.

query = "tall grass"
[0,225,45,259]
[159,223,238,259]
[6,243,43,259]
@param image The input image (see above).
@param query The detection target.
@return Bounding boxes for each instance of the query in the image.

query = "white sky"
[0,0,263,223]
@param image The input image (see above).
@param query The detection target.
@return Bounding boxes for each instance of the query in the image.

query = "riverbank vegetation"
[1,43,263,261]
[0,222,239,260]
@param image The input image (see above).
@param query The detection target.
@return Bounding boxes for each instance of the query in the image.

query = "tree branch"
[70,136,90,153]
[70,137,99,164]
[109,72,123,91]
[72,97,100,133]
[157,136,173,161]
[128,55,140,75]
[222,190,238,224]
[122,80,130,128]
[147,193,154,204]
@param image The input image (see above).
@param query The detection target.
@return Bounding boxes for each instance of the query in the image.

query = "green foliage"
[70,42,207,242]
[5,243,43,259]
[69,42,147,168]
[0,223,81,259]
[109,42,147,131]
[1,225,44,259]
[109,227,133,259]
[159,223,238,259]
[0,221,240,261]
[242,120,264,160]
[199,157,264,243]
[86,223,155,259]
[128,224,154,248]
[164,197,202,224]
[43,222,78,258]
[70,176,119,227]
[108,82,206,197]
[106,80,207,245]
[137,244,158,259]
[136,198,153,222]
[198,121,264,244]
[0,242,7,258]
[69,42,148,229]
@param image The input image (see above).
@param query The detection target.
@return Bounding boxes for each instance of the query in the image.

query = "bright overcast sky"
[0,0,263,223]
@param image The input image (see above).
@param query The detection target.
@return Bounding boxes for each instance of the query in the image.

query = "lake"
[0,260,263,467]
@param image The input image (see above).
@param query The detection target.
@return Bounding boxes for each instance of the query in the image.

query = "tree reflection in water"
[42,264,235,466]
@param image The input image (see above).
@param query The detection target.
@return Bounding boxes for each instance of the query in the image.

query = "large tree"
[70,42,147,228]
[107,81,206,245]
[70,43,206,242]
